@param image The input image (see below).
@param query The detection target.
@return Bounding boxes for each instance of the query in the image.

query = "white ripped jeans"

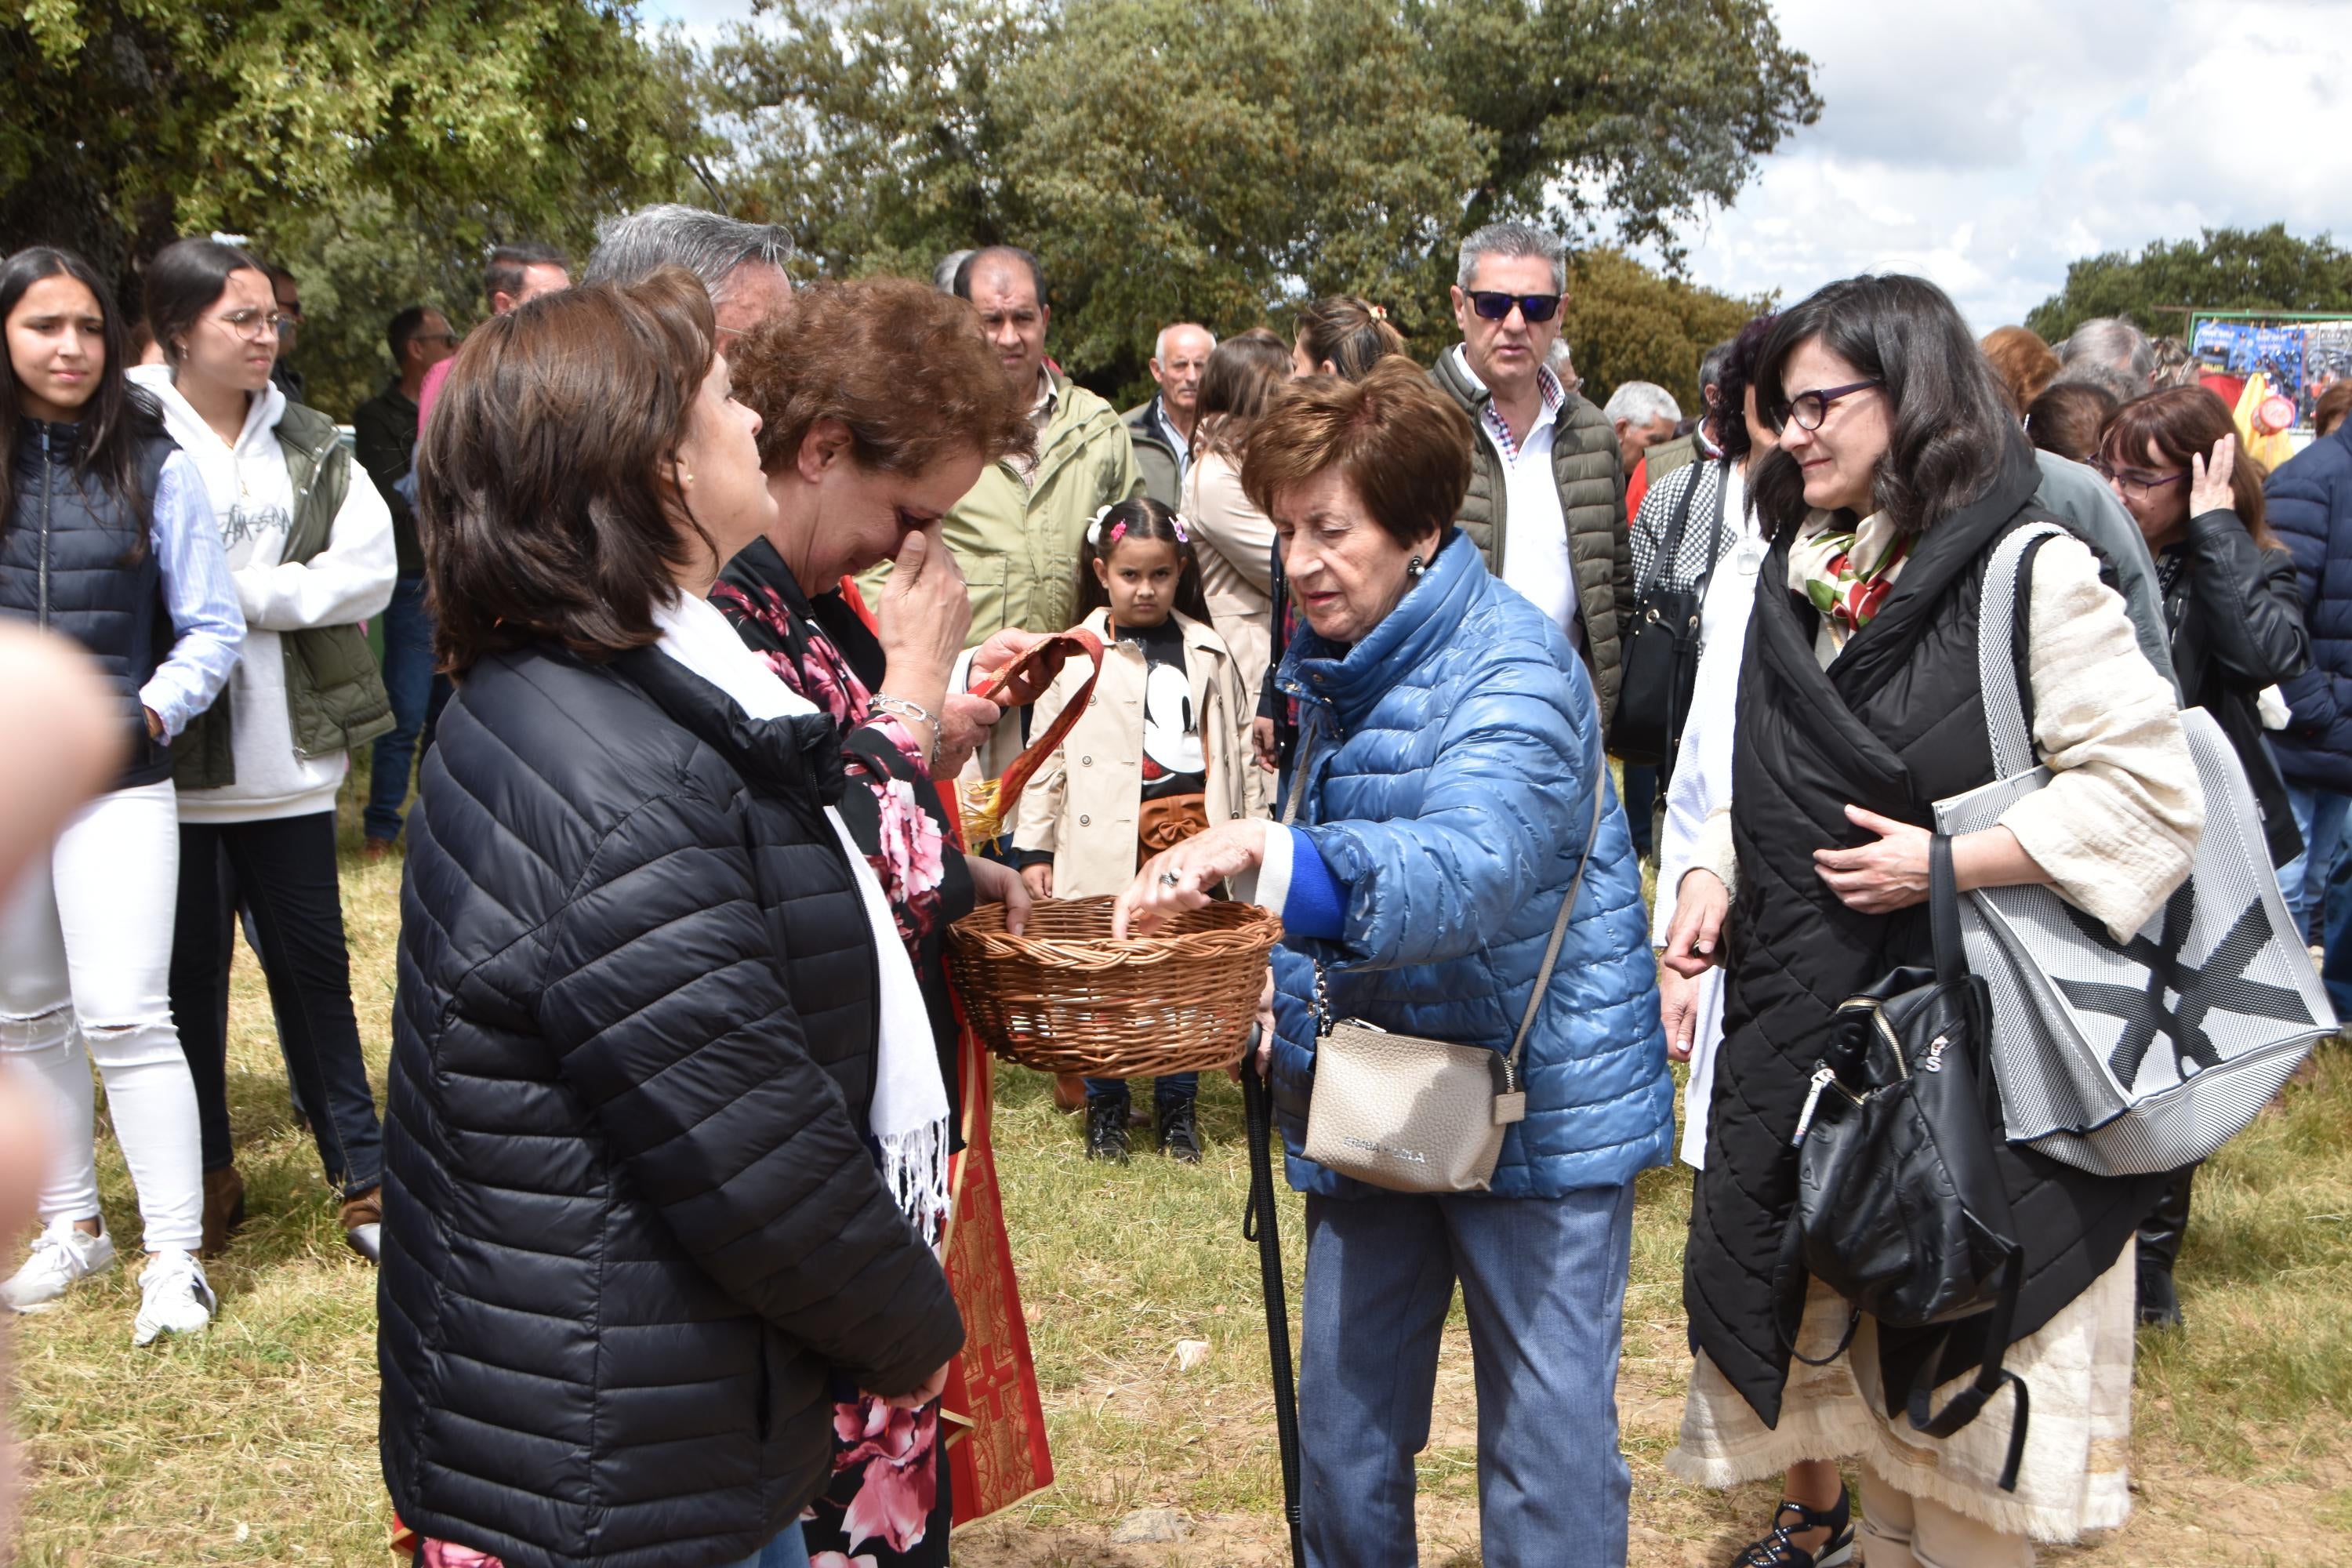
[0,779,202,1253]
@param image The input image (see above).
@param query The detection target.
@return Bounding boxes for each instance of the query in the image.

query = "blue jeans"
[717,1528,809,1568]
[1621,763,1657,859]
[2276,782,2350,938]
[1084,1073,1197,1108]
[365,573,452,844]
[1298,1181,1636,1568]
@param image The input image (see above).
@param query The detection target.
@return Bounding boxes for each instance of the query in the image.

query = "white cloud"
[1669,0,2352,330]
[637,0,2352,332]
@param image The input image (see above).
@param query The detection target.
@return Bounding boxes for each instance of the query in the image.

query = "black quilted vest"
[0,418,177,787]
[1686,437,2174,1426]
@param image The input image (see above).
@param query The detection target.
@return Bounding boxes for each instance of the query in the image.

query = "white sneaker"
[3,1220,117,1313]
[132,1249,216,1346]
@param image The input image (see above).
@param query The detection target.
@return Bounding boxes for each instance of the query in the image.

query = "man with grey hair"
[1430,220,1634,733]
[1123,322,1216,508]
[582,203,795,345]
[2053,316,2156,404]
[1602,380,1682,478]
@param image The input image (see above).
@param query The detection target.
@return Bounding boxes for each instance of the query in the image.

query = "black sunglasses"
[1466,290,1562,325]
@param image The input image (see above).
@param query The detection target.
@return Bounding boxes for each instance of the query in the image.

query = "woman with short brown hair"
[383,268,968,1568]
[1116,358,1674,1566]
[713,274,1054,1566]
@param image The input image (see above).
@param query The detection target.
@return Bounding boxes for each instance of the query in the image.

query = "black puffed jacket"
[2159,508,2309,867]
[379,641,964,1568]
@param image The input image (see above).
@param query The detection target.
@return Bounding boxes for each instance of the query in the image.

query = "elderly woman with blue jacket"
[1116,359,1675,1568]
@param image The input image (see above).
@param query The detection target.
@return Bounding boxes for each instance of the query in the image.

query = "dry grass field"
[9,772,2352,1566]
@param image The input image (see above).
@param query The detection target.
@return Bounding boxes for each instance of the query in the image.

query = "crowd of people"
[2,197,2348,1568]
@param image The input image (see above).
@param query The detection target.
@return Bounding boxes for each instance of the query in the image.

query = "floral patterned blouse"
[711,537,973,1568]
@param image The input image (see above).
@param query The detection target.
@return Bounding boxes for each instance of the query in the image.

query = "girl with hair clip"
[1009,497,1250,1164]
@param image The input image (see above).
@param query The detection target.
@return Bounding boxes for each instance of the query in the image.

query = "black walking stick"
[1240,1029,1307,1567]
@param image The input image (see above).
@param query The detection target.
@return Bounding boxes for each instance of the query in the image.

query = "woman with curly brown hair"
[717,276,1058,1564]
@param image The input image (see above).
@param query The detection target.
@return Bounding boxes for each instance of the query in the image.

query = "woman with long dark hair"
[129,238,395,1264]
[2096,387,2307,1334]
[1661,276,2202,1566]
[1183,326,1292,748]
[0,245,243,1342]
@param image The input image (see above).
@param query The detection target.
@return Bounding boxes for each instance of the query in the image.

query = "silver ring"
[1160,870,1183,887]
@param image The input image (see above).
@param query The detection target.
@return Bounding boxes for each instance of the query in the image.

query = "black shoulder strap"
[1641,463,1704,597]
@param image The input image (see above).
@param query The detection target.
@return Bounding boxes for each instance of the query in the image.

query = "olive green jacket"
[1428,350,1635,732]
[176,405,394,789]
[1121,395,1184,511]
[931,371,1143,643]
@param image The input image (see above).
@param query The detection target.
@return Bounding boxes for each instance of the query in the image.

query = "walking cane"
[1240,1029,1306,1567]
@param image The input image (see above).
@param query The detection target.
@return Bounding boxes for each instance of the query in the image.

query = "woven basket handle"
[961,629,1106,842]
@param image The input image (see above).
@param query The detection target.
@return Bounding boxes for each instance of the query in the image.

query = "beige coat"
[1009,608,1251,898]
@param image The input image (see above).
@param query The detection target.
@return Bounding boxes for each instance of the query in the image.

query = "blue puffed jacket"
[1265,528,1674,1200]
[2269,420,2352,793]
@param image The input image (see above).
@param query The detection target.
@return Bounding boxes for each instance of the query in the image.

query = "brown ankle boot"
[1053,1074,1087,1113]
[200,1167,245,1259]
[339,1187,383,1264]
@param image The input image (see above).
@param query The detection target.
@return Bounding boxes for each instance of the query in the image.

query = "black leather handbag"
[1610,459,1726,769]
[1780,835,2033,1490]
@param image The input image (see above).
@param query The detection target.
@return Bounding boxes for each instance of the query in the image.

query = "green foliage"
[1562,248,1766,414]
[2025,224,2352,344]
[708,0,1816,401]
[0,0,714,416]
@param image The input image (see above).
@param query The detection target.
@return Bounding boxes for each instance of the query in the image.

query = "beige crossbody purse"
[1282,719,1606,1193]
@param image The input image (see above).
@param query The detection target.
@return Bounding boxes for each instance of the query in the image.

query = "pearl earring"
[1406,554,1426,579]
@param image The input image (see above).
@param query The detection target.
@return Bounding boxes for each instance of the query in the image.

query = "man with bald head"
[1124,322,1215,508]
[936,245,1142,644]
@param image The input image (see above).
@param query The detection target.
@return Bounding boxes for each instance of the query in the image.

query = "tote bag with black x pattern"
[1931,522,2335,1177]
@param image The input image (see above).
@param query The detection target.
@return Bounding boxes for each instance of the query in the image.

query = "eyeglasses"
[2091,459,2187,495]
[419,332,462,348]
[1466,290,1562,324]
[212,309,285,342]
[1769,379,1882,432]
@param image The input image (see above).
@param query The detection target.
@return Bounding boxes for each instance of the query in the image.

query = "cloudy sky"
[644,0,2352,331]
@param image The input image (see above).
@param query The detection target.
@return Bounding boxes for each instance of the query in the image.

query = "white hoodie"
[129,366,396,823]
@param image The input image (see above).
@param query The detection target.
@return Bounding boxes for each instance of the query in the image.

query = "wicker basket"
[946,896,1281,1077]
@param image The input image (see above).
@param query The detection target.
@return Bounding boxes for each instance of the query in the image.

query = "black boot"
[1085,1096,1131,1163]
[2136,1164,2196,1328]
[1156,1096,1202,1163]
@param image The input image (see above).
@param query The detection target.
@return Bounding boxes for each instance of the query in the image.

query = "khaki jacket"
[1010,608,1251,898]
[936,371,1142,645]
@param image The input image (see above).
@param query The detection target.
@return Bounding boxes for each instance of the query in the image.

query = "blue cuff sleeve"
[1277,826,1347,939]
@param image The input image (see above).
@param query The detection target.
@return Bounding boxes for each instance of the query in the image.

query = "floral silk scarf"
[1788,510,1913,656]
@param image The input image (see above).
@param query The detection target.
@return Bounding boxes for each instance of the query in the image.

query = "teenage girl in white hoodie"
[129,239,396,1267]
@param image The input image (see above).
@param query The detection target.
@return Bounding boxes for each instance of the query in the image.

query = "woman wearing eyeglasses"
[2100,387,2306,875]
[2096,387,2307,1340]
[129,238,397,1268]
[1660,276,2202,1568]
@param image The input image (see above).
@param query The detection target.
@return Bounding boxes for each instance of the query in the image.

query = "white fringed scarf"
[654,590,952,1249]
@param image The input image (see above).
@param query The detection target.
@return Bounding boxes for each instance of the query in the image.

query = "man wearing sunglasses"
[1430,221,1634,735]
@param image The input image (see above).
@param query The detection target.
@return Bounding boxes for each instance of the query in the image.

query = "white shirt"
[1451,347,1579,644]
[129,365,396,824]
